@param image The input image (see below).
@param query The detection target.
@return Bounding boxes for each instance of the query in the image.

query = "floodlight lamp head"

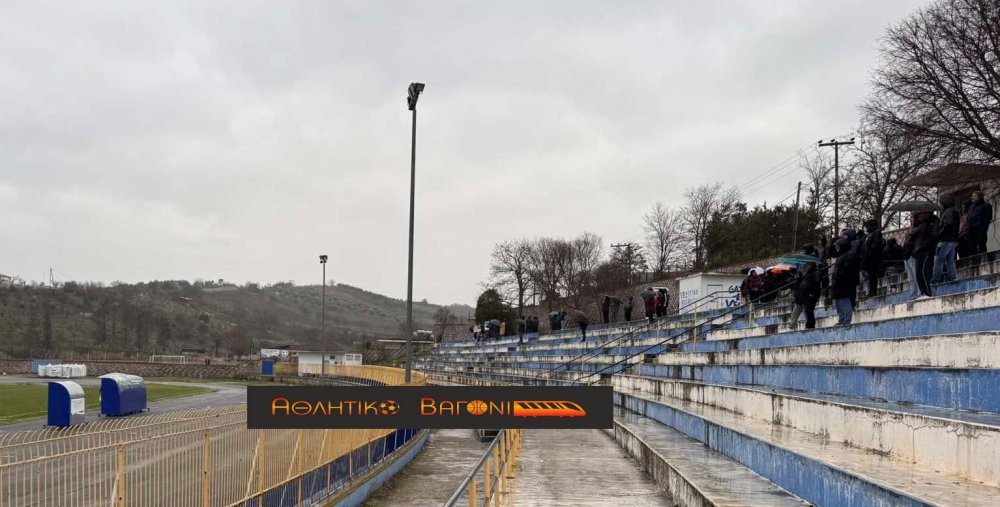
[319,255,328,264]
[407,82,425,110]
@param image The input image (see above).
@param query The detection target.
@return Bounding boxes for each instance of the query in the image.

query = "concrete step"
[657,331,1000,368]
[614,375,1000,486]
[611,406,808,507]
[633,361,1000,413]
[681,305,1000,353]
[707,286,1000,342]
[615,389,1000,506]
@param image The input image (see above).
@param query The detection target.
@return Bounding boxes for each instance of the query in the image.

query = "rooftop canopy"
[904,163,1000,187]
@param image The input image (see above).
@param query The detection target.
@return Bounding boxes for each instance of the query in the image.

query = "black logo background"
[247,386,613,429]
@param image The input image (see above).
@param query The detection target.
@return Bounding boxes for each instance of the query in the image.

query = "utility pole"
[611,243,634,286]
[818,137,855,235]
[792,181,802,251]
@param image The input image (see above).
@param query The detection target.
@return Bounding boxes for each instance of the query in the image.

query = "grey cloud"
[0,0,930,305]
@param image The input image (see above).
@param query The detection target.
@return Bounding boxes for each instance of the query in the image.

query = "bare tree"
[488,239,534,314]
[842,117,943,228]
[609,242,649,286]
[866,0,1000,160]
[557,233,604,308]
[800,148,835,235]
[528,238,566,310]
[642,202,688,274]
[682,183,741,269]
[432,307,457,341]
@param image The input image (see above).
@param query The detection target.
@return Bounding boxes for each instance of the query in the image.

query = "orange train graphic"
[512,400,587,418]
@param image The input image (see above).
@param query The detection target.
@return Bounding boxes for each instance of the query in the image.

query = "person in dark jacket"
[609,296,623,322]
[656,289,669,318]
[623,296,634,321]
[516,316,527,343]
[641,288,656,323]
[882,238,906,276]
[548,311,561,332]
[958,200,972,259]
[903,211,938,298]
[741,269,765,303]
[817,236,831,304]
[932,195,961,285]
[567,309,590,342]
[968,190,994,257]
[830,237,861,325]
[601,296,612,324]
[860,220,884,298]
[789,262,821,329]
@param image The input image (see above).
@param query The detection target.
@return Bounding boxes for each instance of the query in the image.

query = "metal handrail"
[532,320,652,379]
[442,428,522,507]
[532,291,743,381]
[569,276,802,385]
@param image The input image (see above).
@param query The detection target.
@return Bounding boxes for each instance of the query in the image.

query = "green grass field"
[0,383,212,424]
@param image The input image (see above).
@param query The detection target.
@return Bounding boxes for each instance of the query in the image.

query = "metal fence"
[0,367,424,507]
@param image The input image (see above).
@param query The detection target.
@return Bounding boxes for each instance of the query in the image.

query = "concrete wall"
[0,359,256,378]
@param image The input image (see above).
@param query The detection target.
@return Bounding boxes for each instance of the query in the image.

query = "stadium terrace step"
[612,406,808,506]
[679,305,1000,353]
[614,374,1000,486]
[633,361,1000,412]
[656,331,1000,368]
[615,389,1000,506]
[707,286,1000,342]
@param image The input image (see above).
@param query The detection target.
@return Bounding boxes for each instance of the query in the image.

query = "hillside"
[0,280,472,359]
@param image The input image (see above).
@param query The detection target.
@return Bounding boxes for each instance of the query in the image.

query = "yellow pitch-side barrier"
[0,366,423,507]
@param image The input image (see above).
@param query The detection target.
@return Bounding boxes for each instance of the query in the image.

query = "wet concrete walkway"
[506,428,672,507]
[362,428,491,507]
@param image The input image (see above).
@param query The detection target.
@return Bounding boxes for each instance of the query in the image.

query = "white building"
[677,272,746,314]
[296,350,363,375]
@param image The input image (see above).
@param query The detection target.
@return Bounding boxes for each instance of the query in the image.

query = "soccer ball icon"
[379,400,399,415]
[467,400,488,416]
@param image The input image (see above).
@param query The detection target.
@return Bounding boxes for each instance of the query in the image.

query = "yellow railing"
[276,364,427,386]
[443,429,522,507]
[0,367,420,507]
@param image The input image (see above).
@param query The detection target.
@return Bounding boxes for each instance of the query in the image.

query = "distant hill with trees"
[0,279,472,359]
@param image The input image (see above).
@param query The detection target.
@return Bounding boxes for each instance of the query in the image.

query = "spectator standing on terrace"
[883,238,906,276]
[932,195,961,285]
[790,262,821,329]
[959,200,972,259]
[601,295,612,324]
[624,296,634,321]
[548,311,561,332]
[610,296,623,322]
[903,211,938,299]
[641,287,657,323]
[516,316,526,344]
[831,237,861,325]
[861,220,885,298]
[969,190,994,257]
[817,236,831,305]
[741,269,765,303]
[567,309,590,342]
[659,289,671,317]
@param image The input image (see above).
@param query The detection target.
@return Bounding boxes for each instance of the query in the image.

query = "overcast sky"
[0,0,931,305]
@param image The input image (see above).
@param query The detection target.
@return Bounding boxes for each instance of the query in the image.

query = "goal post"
[149,355,186,364]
